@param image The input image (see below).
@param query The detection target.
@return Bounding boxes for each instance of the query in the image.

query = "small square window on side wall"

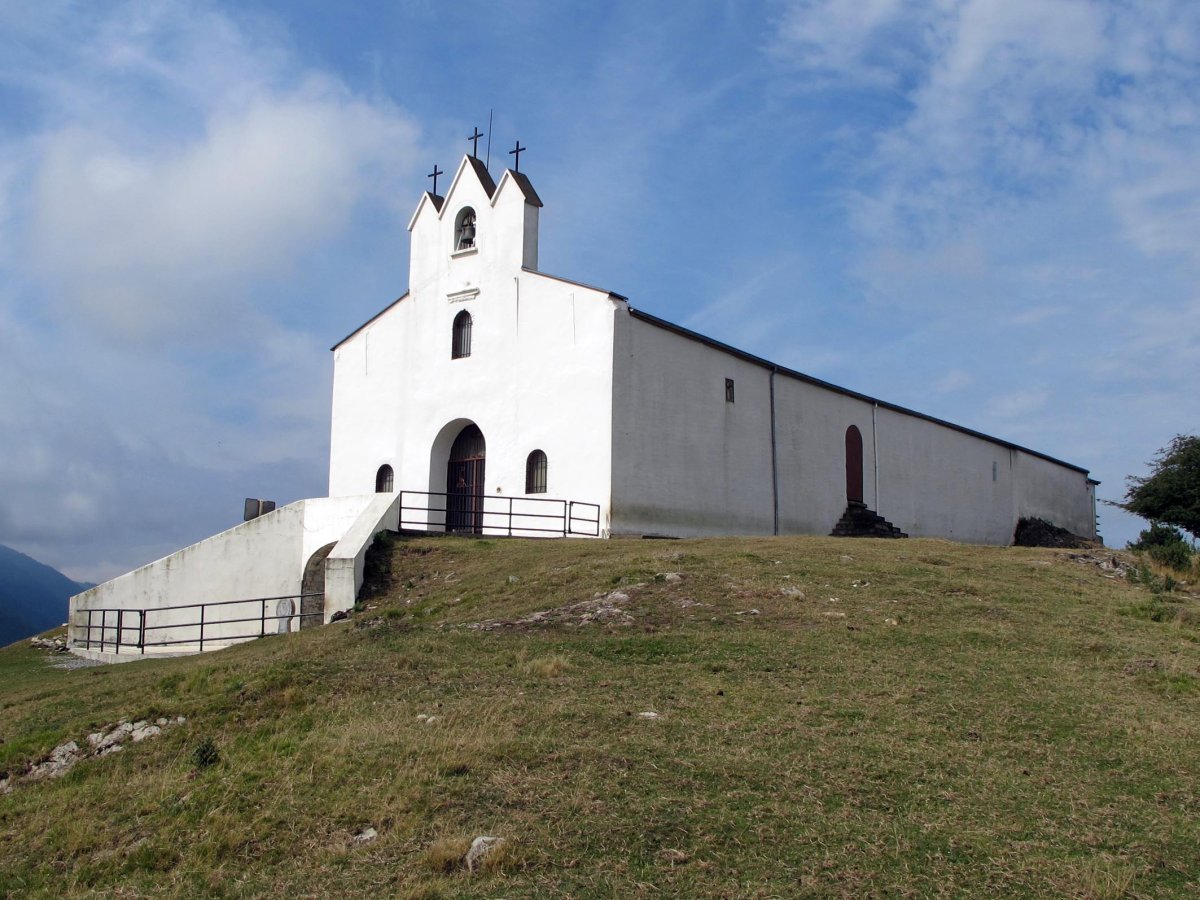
[725,378,735,403]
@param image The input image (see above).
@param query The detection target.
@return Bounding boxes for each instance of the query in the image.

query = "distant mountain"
[0,544,93,646]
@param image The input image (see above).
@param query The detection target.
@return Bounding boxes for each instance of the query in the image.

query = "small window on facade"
[454,207,477,251]
[452,310,472,359]
[375,464,394,493]
[725,378,735,403]
[525,450,548,494]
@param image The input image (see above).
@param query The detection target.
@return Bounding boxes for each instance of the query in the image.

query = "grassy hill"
[1,535,1198,897]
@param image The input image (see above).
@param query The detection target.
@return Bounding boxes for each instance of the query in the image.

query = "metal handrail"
[397,490,601,538]
[74,592,323,656]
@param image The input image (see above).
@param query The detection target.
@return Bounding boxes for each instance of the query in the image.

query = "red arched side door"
[845,425,864,504]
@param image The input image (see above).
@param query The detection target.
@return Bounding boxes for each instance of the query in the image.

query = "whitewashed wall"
[69,495,377,651]
[329,156,616,536]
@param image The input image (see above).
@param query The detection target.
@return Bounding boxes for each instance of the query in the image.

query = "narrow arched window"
[525,450,547,494]
[375,464,394,493]
[452,310,472,359]
[454,207,476,251]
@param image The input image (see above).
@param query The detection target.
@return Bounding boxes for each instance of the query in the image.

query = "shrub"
[1129,523,1194,573]
[191,737,220,769]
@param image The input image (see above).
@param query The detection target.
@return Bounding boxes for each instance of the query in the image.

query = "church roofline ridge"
[435,155,498,220]
[520,267,626,300]
[407,190,443,231]
[494,168,543,208]
[626,307,1092,477]
[330,292,410,350]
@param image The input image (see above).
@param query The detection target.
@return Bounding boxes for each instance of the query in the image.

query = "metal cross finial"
[428,163,443,195]
[509,140,526,172]
[468,127,485,158]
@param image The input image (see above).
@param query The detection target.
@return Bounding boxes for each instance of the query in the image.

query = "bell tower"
[406,152,542,290]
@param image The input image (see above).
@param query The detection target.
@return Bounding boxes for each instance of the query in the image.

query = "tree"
[1120,434,1200,541]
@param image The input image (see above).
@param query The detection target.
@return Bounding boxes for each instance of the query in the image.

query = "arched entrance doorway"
[447,424,486,533]
[845,425,864,504]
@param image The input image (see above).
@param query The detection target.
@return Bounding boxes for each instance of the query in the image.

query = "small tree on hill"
[1119,434,1200,541]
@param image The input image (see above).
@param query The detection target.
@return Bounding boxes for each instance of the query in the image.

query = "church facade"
[329,153,1098,545]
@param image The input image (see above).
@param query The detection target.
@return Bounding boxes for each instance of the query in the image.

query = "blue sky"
[1,0,1197,581]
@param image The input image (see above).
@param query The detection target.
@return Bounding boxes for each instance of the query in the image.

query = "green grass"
[2,535,1199,897]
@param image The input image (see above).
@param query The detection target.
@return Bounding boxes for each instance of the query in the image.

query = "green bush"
[1129,523,1194,573]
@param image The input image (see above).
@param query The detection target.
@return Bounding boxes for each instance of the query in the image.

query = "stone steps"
[831,502,908,539]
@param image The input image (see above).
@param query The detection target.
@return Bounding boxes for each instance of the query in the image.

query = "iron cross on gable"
[509,140,526,171]
[428,163,443,195]
[468,127,484,158]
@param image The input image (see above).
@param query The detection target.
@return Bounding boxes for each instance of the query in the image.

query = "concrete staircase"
[831,502,908,538]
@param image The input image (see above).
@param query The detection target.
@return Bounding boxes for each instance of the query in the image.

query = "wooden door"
[845,425,864,504]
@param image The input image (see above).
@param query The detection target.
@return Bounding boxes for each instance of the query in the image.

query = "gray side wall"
[611,310,1095,543]
[611,312,775,535]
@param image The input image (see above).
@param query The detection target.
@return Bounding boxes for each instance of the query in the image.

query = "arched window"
[526,450,548,494]
[375,464,394,493]
[454,207,476,251]
[452,310,472,359]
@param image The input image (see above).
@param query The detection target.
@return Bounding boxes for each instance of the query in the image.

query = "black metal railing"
[397,490,601,538]
[73,592,323,656]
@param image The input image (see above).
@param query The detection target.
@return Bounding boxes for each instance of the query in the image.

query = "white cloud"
[770,0,933,87]
[28,81,416,342]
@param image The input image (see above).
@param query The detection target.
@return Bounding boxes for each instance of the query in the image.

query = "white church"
[68,149,1099,657]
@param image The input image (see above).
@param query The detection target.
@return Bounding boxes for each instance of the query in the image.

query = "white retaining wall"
[69,495,379,652]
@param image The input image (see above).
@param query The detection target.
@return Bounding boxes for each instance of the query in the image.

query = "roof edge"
[521,267,627,300]
[627,307,1090,476]
[331,292,410,350]
[494,168,543,208]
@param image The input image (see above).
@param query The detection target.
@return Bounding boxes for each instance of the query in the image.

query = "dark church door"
[845,425,864,504]
[447,424,486,533]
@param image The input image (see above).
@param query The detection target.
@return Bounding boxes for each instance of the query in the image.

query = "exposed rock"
[1068,552,1136,579]
[26,741,81,781]
[658,572,683,583]
[735,609,760,616]
[467,586,638,631]
[7,714,184,793]
[330,610,349,623]
[131,724,161,743]
[351,827,378,846]
[29,636,69,653]
[638,711,661,720]
[884,618,899,626]
[465,835,506,873]
[781,587,805,598]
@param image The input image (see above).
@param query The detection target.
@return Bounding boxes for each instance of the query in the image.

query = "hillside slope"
[1,535,1197,897]
[0,544,91,647]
